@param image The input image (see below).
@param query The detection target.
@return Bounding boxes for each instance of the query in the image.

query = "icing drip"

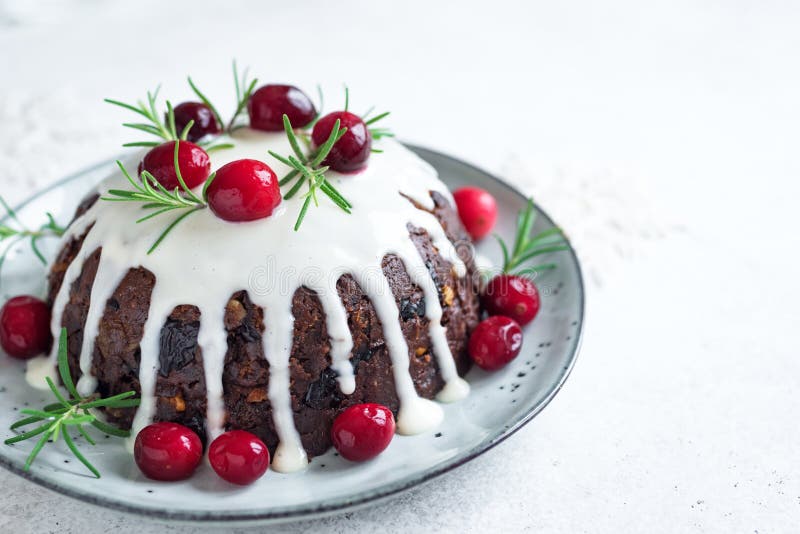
[28,130,471,472]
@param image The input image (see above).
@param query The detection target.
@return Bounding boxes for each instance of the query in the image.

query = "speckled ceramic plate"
[0,146,584,525]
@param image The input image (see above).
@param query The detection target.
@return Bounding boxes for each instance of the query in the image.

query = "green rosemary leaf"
[294,197,312,231]
[93,399,140,409]
[82,391,138,409]
[284,175,307,200]
[23,431,51,471]
[278,169,300,187]
[123,141,160,148]
[62,415,95,426]
[0,195,21,225]
[9,415,46,432]
[172,142,203,204]
[104,98,151,120]
[56,329,79,399]
[370,148,384,154]
[269,150,294,167]
[494,234,511,272]
[496,198,567,275]
[30,236,46,265]
[187,76,224,127]
[283,115,308,163]
[201,172,217,202]
[369,128,395,140]
[205,143,235,153]
[76,424,96,446]
[63,431,100,478]
[513,245,570,266]
[344,86,350,113]
[147,208,201,255]
[43,402,73,412]
[45,377,71,408]
[90,419,130,438]
[320,181,352,209]
[166,101,178,140]
[135,206,179,224]
[309,119,343,167]
[364,111,390,126]
[525,227,565,246]
[20,409,58,419]
[5,421,52,445]
[320,185,352,213]
[121,123,165,138]
[178,118,194,142]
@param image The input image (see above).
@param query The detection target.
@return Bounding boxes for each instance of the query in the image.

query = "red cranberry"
[206,159,281,222]
[453,187,497,240]
[138,141,211,191]
[331,403,395,462]
[248,84,316,131]
[170,102,221,142]
[0,296,52,359]
[208,430,270,485]
[482,274,541,326]
[311,111,371,173]
[468,316,523,371]
[134,422,203,482]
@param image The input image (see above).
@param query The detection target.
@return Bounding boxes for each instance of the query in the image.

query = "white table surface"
[1,1,798,532]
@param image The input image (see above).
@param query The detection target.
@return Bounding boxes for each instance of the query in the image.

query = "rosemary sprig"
[268,114,352,230]
[105,87,177,147]
[187,60,258,135]
[228,61,258,132]
[495,199,569,275]
[364,111,394,145]
[101,139,214,254]
[0,195,65,278]
[5,328,139,478]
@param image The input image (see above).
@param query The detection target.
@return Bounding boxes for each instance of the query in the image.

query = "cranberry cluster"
[133,84,377,226]
[131,403,396,485]
[453,187,545,371]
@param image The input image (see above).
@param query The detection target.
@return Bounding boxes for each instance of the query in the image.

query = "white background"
[1,0,798,532]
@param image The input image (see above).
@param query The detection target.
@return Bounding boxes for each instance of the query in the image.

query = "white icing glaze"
[28,129,471,472]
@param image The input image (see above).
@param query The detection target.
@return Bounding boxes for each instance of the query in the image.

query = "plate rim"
[0,145,586,524]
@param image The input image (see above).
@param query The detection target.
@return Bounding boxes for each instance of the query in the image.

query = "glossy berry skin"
[134,422,203,482]
[208,430,270,485]
[138,141,211,191]
[206,159,281,222]
[170,102,222,142]
[331,403,395,462]
[468,316,523,371]
[0,296,52,359]
[453,187,497,240]
[311,111,371,173]
[482,274,541,326]
[248,84,316,131]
